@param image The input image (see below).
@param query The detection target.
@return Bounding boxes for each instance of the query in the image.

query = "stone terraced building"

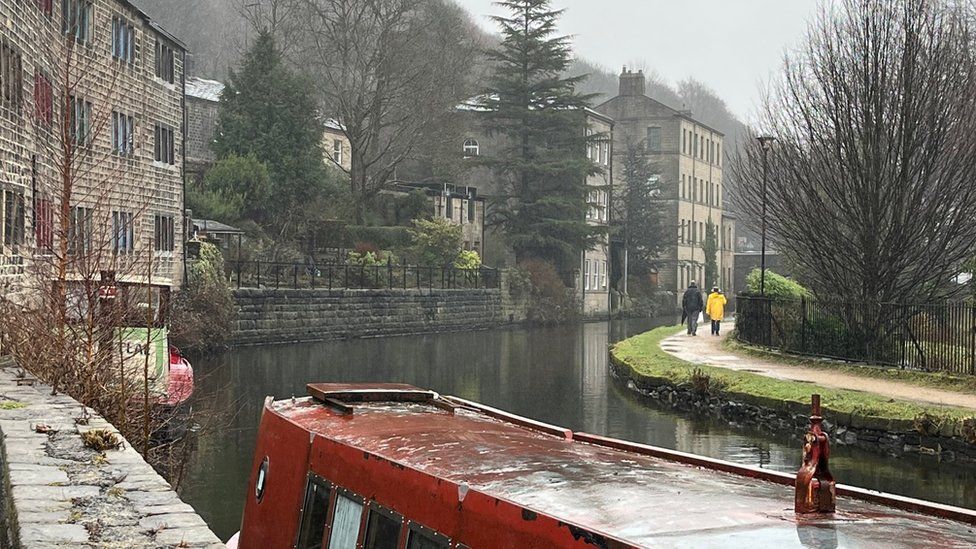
[596,69,734,305]
[0,0,187,295]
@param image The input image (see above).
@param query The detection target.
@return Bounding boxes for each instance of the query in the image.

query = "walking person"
[706,287,727,336]
[682,282,704,336]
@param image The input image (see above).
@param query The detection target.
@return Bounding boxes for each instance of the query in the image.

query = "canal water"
[182,319,976,540]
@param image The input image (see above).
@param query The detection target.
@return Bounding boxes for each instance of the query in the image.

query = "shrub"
[745,269,810,299]
[518,259,579,325]
[409,218,463,267]
[169,242,237,354]
[454,250,482,270]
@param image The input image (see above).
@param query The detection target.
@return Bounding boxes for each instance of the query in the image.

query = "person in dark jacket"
[682,282,704,336]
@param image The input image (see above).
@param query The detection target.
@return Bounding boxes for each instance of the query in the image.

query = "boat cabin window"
[297,475,331,549]
[406,523,449,549]
[329,491,364,549]
[364,503,402,549]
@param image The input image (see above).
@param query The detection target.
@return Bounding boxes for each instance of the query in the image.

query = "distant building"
[324,120,352,172]
[595,69,734,305]
[185,77,224,182]
[457,103,613,316]
[1,0,187,292]
[390,184,485,257]
[192,218,244,256]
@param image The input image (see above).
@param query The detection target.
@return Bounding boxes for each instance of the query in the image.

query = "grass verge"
[723,337,976,396]
[610,325,976,433]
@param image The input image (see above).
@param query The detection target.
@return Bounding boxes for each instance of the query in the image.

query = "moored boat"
[227,383,976,548]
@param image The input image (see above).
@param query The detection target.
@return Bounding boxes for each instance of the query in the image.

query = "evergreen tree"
[212,32,328,240]
[480,0,603,277]
[620,141,668,280]
[702,218,719,291]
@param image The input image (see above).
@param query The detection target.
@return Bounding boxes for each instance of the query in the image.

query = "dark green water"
[181,319,976,540]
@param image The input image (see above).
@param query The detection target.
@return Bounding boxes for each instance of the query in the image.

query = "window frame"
[111,210,134,254]
[155,38,175,84]
[462,138,479,158]
[363,501,403,549]
[33,71,53,128]
[406,522,450,549]
[332,139,343,165]
[153,214,175,253]
[295,474,333,549]
[327,488,365,549]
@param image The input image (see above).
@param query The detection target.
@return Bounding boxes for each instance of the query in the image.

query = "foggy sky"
[455,0,819,122]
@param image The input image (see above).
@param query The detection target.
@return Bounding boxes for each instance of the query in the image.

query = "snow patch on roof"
[186,77,225,102]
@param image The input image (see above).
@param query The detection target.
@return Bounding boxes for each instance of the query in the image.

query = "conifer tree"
[480,0,603,277]
[212,31,328,240]
[702,218,719,291]
[620,141,668,281]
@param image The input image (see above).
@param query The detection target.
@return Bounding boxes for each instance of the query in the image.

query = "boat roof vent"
[306,383,456,415]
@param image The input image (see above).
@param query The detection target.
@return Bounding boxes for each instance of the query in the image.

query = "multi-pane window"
[34,72,53,127]
[112,111,134,155]
[62,0,93,44]
[583,260,590,291]
[34,195,53,250]
[0,41,23,111]
[36,0,54,18]
[601,260,608,289]
[69,96,92,147]
[112,16,136,64]
[333,139,343,165]
[462,138,479,158]
[646,127,661,153]
[2,188,25,252]
[155,39,175,83]
[154,214,174,252]
[154,124,175,164]
[112,211,134,253]
[68,205,92,255]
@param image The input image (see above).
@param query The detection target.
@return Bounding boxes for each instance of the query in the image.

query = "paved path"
[660,321,976,411]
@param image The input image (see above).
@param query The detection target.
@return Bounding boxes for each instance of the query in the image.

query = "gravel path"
[660,321,976,411]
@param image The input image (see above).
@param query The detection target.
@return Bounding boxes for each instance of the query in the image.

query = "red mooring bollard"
[795,394,836,514]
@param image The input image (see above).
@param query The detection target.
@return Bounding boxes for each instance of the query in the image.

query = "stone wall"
[232,287,516,345]
[0,358,221,547]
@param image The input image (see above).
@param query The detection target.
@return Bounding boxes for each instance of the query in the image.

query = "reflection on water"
[182,319,976,540]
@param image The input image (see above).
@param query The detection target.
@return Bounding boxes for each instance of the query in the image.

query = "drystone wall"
[0,357,221,548]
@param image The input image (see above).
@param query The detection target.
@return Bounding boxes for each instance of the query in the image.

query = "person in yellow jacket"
[706,287,727,336]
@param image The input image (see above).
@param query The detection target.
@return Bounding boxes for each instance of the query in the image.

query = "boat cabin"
[231,383,976,548]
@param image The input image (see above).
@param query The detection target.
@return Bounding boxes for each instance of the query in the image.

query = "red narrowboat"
[227,384,976,548]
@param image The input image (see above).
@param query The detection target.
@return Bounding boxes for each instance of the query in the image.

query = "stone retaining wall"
[232,287,514,345]
[0,358,222,548]
[609,354,976,464]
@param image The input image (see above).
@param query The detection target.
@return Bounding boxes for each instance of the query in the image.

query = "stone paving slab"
[0,364,223,548]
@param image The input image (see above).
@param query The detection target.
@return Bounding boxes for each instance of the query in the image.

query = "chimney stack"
[619,68,645,97]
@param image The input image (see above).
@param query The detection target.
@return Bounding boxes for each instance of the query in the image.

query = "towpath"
[660,322,976,411]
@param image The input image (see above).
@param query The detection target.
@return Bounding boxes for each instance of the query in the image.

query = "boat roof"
[271,383,976,548]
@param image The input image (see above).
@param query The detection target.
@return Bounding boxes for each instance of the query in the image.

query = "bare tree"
[289,0,477,223]
[731,0,976,304]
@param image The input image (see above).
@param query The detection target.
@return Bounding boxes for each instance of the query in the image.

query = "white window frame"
[332,139,343,165]
[462,138,479,158]
[583,259,590,291]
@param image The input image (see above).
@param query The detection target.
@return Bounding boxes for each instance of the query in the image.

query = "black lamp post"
[756,135,776,296]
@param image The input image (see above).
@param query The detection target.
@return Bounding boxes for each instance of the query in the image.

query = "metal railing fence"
[736,295,976,375]
[226,259,500,291]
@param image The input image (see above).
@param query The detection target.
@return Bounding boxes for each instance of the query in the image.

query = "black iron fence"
[227,260,500,291]
[737,296,976,375]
